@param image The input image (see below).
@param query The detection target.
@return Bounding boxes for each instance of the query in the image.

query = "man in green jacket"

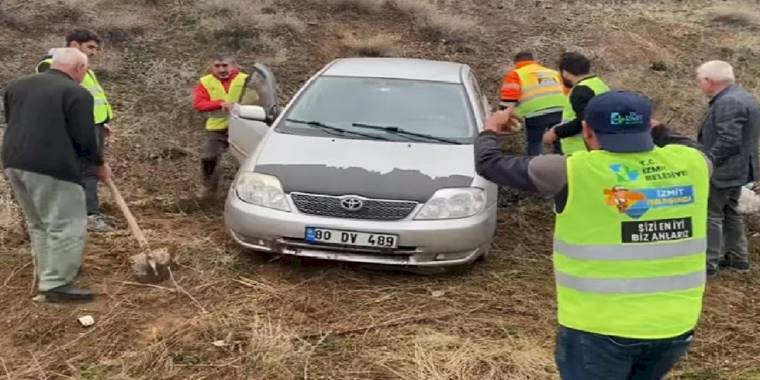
[37,29,115,232]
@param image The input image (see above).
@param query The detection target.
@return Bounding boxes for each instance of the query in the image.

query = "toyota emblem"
[340,196,364,212]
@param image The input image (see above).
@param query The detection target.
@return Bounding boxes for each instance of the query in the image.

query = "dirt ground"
[1,0,760,379]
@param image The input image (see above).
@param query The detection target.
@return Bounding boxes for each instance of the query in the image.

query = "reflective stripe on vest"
[554,237,706,260]
[514,64,569,119]
[37,58,113,124]
[554,145,709,339]
[200,73,249,131]
[555,270,706,294]
[559,76,610,155]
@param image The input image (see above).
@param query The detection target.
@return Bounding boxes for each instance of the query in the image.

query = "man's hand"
[542,128,558,145]
[221,102,234,112]
[103,123,112,139]
[96,163,112,183]
[484,107,521,133]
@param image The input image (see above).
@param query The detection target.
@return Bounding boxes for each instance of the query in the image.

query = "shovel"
[106,179,172,283]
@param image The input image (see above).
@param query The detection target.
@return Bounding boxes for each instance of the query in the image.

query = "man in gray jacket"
[3,48,111,301]
[696,60,760,276]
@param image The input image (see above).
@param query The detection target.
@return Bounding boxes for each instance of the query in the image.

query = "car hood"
[250,132,475,202]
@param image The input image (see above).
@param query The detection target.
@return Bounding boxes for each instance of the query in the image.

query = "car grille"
[290,193,418,220]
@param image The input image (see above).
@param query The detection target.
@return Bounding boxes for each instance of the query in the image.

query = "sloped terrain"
[1,0,760,379]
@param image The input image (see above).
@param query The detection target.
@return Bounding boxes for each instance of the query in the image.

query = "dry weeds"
[1,0,760,379]
[318,0,480,44]
[342,33,401,57]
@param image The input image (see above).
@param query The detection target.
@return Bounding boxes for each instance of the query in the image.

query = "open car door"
[229,63,279,163]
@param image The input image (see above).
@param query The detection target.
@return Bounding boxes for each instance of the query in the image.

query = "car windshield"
[276,76,476,144]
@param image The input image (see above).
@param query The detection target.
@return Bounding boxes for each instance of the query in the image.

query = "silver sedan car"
[224,58,497,271]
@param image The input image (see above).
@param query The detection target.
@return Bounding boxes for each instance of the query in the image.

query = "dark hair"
[65,29,101,46]
[514,51,534,63]
[558,52,591,75]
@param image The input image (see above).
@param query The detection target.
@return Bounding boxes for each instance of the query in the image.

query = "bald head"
[51,47,89,82]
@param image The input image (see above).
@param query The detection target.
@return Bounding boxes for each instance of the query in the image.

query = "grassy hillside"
[1,0,760,378]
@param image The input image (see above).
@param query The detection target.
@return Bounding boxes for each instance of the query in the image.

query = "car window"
[277,76,476,144]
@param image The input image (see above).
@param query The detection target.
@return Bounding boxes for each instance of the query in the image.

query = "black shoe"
[707,265,719,277]
[43,285,95,303]
[719,257,751,273]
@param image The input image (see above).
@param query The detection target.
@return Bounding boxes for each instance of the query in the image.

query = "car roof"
[321,58,466,84]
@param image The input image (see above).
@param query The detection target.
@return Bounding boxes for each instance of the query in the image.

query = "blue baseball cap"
[583,91,654,153]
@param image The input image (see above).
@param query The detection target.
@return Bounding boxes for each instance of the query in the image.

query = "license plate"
[305,227,399,249]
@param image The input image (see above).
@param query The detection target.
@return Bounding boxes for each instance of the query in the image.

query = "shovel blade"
[130,248,172,283]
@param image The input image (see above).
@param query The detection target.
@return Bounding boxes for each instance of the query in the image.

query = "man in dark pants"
[193,55,252,199]
[37,29,115,232]
[3,48,111,302]
[476,92,711,379]
[499,51,568,155]
[696,60,760,276]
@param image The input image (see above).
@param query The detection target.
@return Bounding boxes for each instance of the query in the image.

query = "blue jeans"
[556,327,693,380]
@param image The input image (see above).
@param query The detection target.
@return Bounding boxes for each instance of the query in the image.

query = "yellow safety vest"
[559,76,610,155]
[514,63,569,119]
[37,58,114,124]
[200,73,249,131]
[555,145,709,339]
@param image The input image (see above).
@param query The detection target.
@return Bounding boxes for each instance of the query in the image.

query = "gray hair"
[697,60,735,83]
[51,47,88,67]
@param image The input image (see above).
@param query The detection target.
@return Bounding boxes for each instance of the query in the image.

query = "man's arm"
[475,131,539,192]
[651,124,705,151]
[499,69,521,110]
[475,108,570,199]
[65,89,102,165]
[706,99,746,166]
[193,83,224,112]
[553,86,595,138]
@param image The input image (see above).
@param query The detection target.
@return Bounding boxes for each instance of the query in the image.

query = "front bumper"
[224,191,497,267]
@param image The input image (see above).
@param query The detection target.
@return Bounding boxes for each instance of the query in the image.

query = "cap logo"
[610,112,644,126]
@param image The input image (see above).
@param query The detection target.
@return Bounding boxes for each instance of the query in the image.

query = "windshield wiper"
[286,119,389,141]
[351,122,463,145]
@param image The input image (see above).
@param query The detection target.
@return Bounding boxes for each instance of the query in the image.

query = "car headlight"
[234,172,291,211]
[415,188,486,220]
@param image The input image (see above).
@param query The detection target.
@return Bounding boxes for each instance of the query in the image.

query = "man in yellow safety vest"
[476,91,711,379]
[542,52,610,155]
[499,51,569,155]
[193,54,251,199]
[36,29,115,232]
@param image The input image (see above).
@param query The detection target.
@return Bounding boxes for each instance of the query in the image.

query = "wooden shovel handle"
[106,180,149,248]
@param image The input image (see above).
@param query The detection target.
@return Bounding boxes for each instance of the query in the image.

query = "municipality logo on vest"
[610,112,644,126]
[604,185,695,219]
[610,164,640,182]
[606,164,694,219]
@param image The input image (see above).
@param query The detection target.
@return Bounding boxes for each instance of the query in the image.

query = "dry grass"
[322,0,384,14]
[388,0,479,43]
[709,4,760,30]
[200,0,307,34]
[342,33,401,57]
[1,0,760,379]
[315,0,480,43]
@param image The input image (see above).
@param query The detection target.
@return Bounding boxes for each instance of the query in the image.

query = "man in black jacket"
[2,48,111,302]
[542,52,610,154]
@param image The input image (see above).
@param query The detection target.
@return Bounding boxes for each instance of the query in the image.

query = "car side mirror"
[234,105,267,122]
